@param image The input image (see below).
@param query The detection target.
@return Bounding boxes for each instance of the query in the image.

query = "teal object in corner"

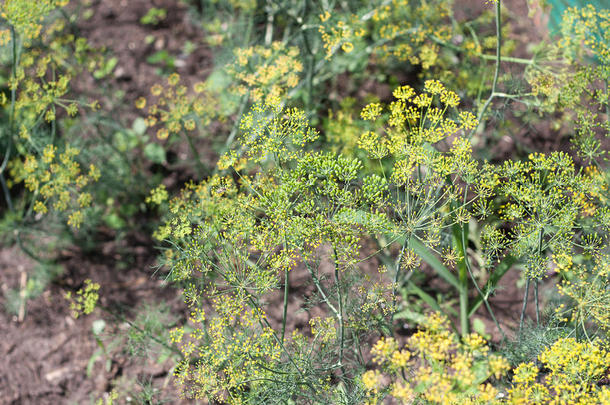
[546,0,609,34]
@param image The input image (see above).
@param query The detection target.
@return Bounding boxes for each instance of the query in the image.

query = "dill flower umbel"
[363,312,509,404]
[65,279,100,318]
[509,337,610,404]
[8,145,99,228]
[229,42,303,103]
[138,73,217,140]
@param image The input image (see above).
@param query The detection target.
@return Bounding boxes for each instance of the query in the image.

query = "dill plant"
[0,0,108,236]
[155,99,399,402]
[153,80,513,401]
[0,0,113,316]
[0,0,155,316]
[1,0,609,402]
[153,48,610,405]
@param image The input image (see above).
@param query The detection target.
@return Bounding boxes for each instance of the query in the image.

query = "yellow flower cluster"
[494,151,607,280]
[137,73,216,140]
[64,279,100,318]
[8,145,100,228]
[556,253,610,332]
[358,81,478,188]
[318,13,365,59]
[324,97,369,156]
[0,0,69,42]
[509,337,610,404]
[349,280,396,331]
[173,295,282,402]
[362,312,510,404]
[318,0,454,68]
[370,0,451,68]
[309,316,337,344]
[145,184,168,206]
[229,42,303,103]
[2,16,104,131]
[228,102,318,164]
[559,5,609,65]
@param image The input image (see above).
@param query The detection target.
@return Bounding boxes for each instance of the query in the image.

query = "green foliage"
[3,262,63,317]
[140,7,167,26]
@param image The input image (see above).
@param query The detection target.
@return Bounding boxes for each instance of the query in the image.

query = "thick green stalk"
[429,36,532,65]
[264,0,274,45]
[478,53,532,65]
[452,188,470,336]
[301,0,315,111]
[456,232,470,335]
[534,281,540,325]
[461,223,506,340]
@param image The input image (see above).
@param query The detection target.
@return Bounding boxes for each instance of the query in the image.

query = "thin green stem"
[281,268,289,342]
[100,305,184,358]
[392,243,407,305]
[224,95,248,149]
[534,227,544,326]
[245,295,314,389]
[333,249,345,373]
[604,80,610,120]
[519,278,530,335]
[471,0,502,136]
[1,175,13,211]
[304,260,339,316]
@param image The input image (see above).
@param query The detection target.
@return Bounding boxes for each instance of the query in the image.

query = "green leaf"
[113,130,139,152]
[144,143,166,164]
[104,212,126,230]
[86,348,104,377]
[146,50,174,67]
[472,318,489,339]
[205,69,240,115]
[407,283,442,313]
[93,56,118,79]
